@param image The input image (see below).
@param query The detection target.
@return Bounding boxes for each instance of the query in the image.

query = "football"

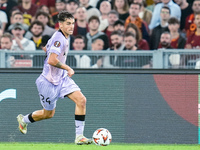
[92,128,112,146]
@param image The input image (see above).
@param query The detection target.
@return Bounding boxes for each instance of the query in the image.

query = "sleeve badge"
[54,41,61,47]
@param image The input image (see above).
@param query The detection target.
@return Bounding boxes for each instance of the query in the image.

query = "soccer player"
[16,11,92,145]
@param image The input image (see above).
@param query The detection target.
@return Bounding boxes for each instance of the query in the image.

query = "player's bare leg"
[67,91,92,145]
[17,109,55,134]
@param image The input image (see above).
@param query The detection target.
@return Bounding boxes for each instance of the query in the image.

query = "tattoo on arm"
[55,61,62,68]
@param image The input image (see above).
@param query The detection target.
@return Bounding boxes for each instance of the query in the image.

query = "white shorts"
[35,75,80,110]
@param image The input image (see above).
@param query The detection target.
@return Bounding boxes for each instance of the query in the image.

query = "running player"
[17,10,92,145]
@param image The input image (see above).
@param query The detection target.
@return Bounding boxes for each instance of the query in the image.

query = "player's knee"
[77,96,87,108]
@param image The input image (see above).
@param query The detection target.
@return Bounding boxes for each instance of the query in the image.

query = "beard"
[32,32,43,38]
[161,41,170,48]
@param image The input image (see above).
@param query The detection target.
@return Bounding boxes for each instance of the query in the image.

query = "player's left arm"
[48,52,74,77]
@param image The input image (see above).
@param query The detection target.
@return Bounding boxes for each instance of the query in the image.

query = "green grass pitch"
[0,143,199,150]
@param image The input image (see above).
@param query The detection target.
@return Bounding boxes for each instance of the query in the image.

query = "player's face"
[59,18,75,36]
[73,38,85,50]
[0,37,12,50]
[124,36,136,50]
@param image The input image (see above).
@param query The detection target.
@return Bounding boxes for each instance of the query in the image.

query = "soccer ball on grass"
[92,128,112,146]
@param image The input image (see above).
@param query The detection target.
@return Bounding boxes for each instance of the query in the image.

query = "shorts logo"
[54,41,61,47]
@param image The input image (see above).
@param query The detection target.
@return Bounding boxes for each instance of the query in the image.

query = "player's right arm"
[48,53,74,77]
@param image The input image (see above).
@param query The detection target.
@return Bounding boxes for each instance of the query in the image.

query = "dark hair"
[74,35,85,42]
[161,6,171,14]
[88,15,100,24]
[168,17,180,25]
[0,32,13,42]
[114,19,124,26]
[58,10,74,22]
[12,12,23,17]
[35,11,50,21]
[29,20,45,31]
[125,23,142,42]
[124,31,136,39]
[130,2,142,8]
[110,30,123,37]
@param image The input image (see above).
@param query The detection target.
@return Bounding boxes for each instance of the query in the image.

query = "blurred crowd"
[0,0,199,68]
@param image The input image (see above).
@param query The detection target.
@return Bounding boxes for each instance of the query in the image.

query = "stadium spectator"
[0,32,15,67]
[11,23,36,51]
[37,5,55,28]
[157,31,172,49]
[113,0,129,22]
[174,0,193,31]
[102,10,119,47]
[0,10,8,33]
[103,30,125,68]
[35,11,56,37]
[66,0,79,16]
[148,0,181,30]
[146,0,161,12]
[14,0,38,26]
[29,20,50,49]
[8,12,29,32]
[52,0,66,30]
[125,23,150,50]
[133,0,152,26]
[73,6,89,37]
[185,0,200,38]
[113,19,125,33]
[124,2,150,43]
[79,0,101,21]
[79,0,93,10]
[150,6,170,50]
[98,1,112,31]
[185,13,200,49]
[0,32,13,50]
[86,16,109,50]
[67,35,91,68]
[0,0,18,29]
[115,32,150,68]
[90,38,104,68]
[31,0,56,14]
[168,17,186,49]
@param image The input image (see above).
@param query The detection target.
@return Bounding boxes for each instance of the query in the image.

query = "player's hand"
[67,68,74,77]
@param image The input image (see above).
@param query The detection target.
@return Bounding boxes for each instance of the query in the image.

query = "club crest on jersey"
[54,41,61,47]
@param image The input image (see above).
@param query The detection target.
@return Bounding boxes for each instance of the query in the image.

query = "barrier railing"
[1,49,200,69]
